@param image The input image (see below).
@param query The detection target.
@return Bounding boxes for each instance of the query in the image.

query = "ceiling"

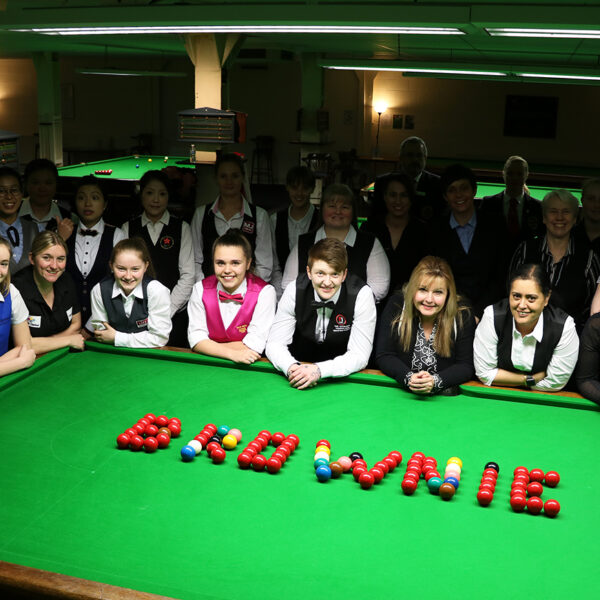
[2,1,600,78]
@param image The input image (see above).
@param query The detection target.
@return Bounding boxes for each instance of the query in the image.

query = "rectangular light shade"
[12,25,464,36]
[487,28,600,39]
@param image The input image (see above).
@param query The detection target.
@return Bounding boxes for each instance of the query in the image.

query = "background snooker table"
[1,344,599,600]
[57,155,195,182]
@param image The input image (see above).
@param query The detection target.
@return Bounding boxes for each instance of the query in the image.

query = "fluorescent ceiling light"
[517,72,600,81]
[76,68,186,77]
[487,28,600,39]
[325,65,506,77]
[12,25,464,35]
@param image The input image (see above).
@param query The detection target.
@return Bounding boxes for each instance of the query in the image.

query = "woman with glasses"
[281,183,390,302]
[0,167,39,274]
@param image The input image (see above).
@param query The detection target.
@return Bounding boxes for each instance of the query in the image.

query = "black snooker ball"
[349,452,363,461]
[484,461,499,473]
[209,435,222,444]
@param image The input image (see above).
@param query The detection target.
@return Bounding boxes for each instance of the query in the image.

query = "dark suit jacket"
[479,191,544,242]
[479,191,545,282]
[373,169,445,224]
[429,210,505,318]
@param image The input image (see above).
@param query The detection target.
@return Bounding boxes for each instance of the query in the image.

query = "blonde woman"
[376,256,475,395]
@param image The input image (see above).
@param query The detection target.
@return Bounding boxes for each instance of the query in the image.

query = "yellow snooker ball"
[148,158,152,162]
[447,456,463,468]
[222,434,238,450]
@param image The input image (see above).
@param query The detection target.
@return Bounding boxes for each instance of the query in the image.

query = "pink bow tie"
[219,290,244,303]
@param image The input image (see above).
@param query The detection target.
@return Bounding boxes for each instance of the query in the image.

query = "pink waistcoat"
[202,273,267,342]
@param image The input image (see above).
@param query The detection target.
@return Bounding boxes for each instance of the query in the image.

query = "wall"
[0,58,38,163]
[359,71,600,169]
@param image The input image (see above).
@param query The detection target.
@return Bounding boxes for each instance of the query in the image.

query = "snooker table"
[57,155,195,182]
[1,343,599,600]
[361,180,582,203]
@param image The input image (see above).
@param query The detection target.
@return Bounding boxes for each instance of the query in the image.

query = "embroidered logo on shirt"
[27,315,41,328]
[160,235,175,250]
[335,314,347,326]
[241,221,255,235]
[66,307,73,321]
[136,318,148,328]
[236,324,248,334]
[332,313,351,333]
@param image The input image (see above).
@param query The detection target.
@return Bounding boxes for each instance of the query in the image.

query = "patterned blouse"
[404,321,443,392]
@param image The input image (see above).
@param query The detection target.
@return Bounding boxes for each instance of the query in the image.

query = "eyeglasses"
[0,187,21,197]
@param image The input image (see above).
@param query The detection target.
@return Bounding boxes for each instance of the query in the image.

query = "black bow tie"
[312,300,335,310]
[80,229,98,237]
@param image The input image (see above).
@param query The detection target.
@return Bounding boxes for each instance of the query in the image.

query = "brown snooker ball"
[439,482,456,500]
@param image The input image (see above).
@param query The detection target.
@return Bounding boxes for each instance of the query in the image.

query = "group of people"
[2,142,600,404]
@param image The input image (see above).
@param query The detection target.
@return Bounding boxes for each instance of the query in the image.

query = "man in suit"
[480,156,544,245]
[373,136,444,224]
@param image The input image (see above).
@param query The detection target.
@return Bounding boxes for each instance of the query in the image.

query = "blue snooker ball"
[315,465,332,482]
[180,445,196,462]
[444,476,459,489]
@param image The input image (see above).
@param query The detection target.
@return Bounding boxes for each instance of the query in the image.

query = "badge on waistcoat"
[332,313,351,333]
[236,324,248,334]
[241,221,255,235]
[136,318,148,328]
[27,315,41,328]
[160,235,175,250]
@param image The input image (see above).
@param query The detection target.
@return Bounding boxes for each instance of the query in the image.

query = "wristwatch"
[525,375,536,388]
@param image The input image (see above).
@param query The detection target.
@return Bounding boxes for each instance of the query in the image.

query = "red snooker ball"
[369,467,384,484]
[155,415,169,427]
[156,433,170,449]
[544,499,561,518]
[544,471,560,487]
[510,494,527,512]
[383,457,396,471]
[484,468,499,479]
[145,424,159,437]
[477,489,494,506]
[286,434,300,447]
[316,439,330,448]
[266,457,282,474]
[271,432,285,446]
[211,447,226,464]
[359,472,375,489]
[401,479,418,495]
[133,423,145,435]
[352,466,367,481]
[137,418,150,427]
[527,496,544,515]
[527,482,544,497]
[167,422,181,437]
[388,451,402,465]
[129,435,144,451]
[251,454,267,471]
[237,452,253,469]
[144,436,158,453]
[529,468,545,483]
[116,433,131,449]
[144,413,156,423]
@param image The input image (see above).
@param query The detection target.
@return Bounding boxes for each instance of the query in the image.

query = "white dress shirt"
[269,205,316,299]
[190,198,273,283]
[187,277,276,353]
[90,279,172,348]
[121,211,194,317]
[19,198,68,231]
[75,218,126,278]
[473,304,579,392]
[3,284,29,324]
[266,279,376,379]
[281,225,390,302]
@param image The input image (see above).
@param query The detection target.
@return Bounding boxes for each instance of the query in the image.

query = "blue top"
[450,211,477,254]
